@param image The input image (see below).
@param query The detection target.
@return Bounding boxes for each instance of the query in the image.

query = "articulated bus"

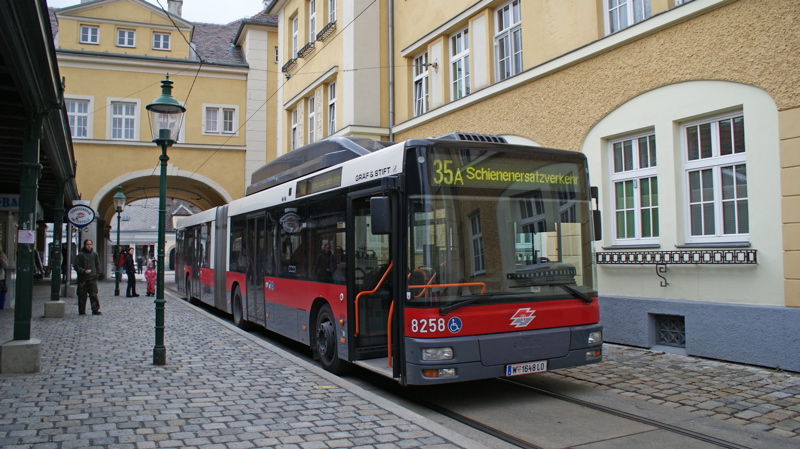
[175,133,602,385]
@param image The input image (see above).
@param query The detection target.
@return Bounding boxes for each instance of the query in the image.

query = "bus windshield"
[406,146,596,307]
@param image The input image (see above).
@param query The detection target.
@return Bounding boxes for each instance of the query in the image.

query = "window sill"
[602,244,661,250]
[675,242,751,248]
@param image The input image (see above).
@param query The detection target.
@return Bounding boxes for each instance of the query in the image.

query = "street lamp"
[145,75,185,366]
[112,186,127,296]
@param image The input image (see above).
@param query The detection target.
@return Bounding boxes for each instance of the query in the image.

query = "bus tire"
[232,286,247,330]
[315,304,347,374]
[184,277,192,301]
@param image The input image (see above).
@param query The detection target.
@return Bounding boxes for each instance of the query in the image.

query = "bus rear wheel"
[315,304,347,374]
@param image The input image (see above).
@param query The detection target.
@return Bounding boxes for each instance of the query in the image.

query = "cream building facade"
[266,0,800,371]
[52,0,278,273]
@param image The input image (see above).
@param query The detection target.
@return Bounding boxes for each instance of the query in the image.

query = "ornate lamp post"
[145,75,185,366]
[113,186,127,296]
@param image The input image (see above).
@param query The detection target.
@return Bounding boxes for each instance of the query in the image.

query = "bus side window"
[230,216,246,273]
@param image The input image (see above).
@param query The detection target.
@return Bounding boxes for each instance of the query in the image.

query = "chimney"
[168,0,183,17]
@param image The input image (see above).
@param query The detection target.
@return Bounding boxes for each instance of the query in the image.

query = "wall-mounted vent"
[655,314,685,348]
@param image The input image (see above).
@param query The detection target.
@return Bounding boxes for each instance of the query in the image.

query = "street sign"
[67,204,95,228]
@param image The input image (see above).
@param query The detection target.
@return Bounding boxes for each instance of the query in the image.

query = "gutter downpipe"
[388,0,394,142]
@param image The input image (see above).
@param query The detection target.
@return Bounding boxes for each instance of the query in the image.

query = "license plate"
[506,360,547,376]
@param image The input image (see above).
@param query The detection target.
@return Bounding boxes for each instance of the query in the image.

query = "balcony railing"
[317,21,336,41]
[297,42,315,58]
[281,58,297,73]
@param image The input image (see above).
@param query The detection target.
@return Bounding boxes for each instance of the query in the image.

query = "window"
[292,17,299,58]
[329,0,336,23]
[274,46,279,63]
[291,109,298,150]
[450,28,470,100]
[66,99,90,139]
[308,96,316,143]
[517,191,546,265]
[610,133,659,243]
[153,33,170,50]
[413,53,429,116]
[683,114,747,242]
[606,0,651,34]
[495,0,522,82]
[80,25,99,44]
[309,0,317,42]
[327,82,336,135]
[204,105,237,134]
[117,29,135,47]
[469,212,485,274]
[110,102,136,140]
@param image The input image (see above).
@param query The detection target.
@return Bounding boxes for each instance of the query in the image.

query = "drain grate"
[655,314,685,347]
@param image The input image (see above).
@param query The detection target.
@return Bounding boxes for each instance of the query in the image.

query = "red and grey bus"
[175,133,602,385]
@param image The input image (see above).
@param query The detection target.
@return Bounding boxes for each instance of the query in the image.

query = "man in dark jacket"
[123,247,139,297]
[73,239,101,315]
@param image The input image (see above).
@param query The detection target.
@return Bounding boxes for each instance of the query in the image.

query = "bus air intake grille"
[436,133,507,143]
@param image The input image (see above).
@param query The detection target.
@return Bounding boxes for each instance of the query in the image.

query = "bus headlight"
[421,347,454,361]
[588,331,602,345]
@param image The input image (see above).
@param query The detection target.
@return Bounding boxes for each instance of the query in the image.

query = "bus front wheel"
[315,304,347,374]
[232,287,246,329]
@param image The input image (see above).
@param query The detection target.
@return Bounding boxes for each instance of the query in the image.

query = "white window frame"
[494,0,522,82]
[107,99,140,141]
[117,29,135,47]
[605,0,651,34]
[292,16,299,58]
[153,32,171,50]
[413,52,429,116]
[203,104,238,135]
[80,25,99,44]
[683,113,748,243]
[65,96,93,139]
[309,0,317,43]
[327,82,336,135]
[450,28,470,101]
[609,132,659,245]
[307,96,316,143]
[291,109,298,150]
[329,0,336,23]
[469,212,486,275]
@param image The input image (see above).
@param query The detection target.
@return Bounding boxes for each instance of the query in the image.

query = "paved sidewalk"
[0,279,481,449]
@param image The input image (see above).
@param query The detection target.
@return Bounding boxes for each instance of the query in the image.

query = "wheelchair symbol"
[448,317,462,333]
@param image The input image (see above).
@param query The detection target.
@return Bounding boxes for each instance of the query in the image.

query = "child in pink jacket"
[145,261,157,296]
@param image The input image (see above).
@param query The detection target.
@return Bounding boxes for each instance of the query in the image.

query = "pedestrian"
[136,255,144,274]
[124,247,139,297]
[145,261,156,296]
[0,247,8,309]
[73,239,101,315]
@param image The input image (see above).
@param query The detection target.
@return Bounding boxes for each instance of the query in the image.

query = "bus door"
[349,193,397,377]
[188,226,201,300]
[245,214,267,327]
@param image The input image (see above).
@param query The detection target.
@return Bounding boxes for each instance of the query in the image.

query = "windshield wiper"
[439,295,484,316]
[556,283,593,304]
[510,282,593,304]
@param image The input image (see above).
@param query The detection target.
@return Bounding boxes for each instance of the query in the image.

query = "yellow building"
[52,0,278,271]
[266,0,800,370]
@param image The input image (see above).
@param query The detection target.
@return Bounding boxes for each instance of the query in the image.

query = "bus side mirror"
[590,186,602,241]
[593,209,602,241]
[370,196,391,235]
